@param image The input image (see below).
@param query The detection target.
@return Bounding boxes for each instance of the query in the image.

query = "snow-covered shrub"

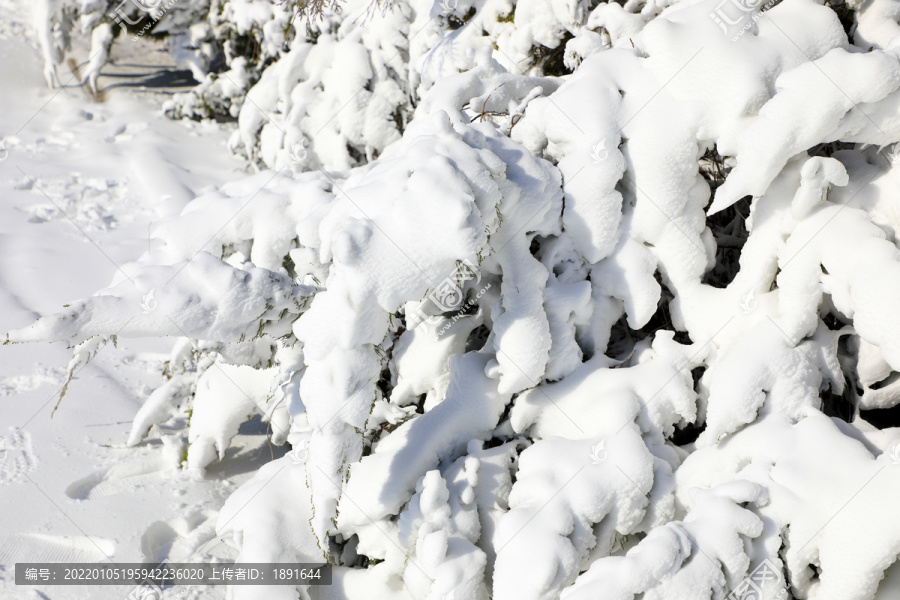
[33,0,212,90]
[15,0,900,599]
[160,0,583,171]
[45,0,606,170]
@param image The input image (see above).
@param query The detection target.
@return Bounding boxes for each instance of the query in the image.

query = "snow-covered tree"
[16,0,900,598]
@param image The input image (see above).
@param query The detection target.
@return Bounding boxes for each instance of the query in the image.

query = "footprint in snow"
[0,429,38,485]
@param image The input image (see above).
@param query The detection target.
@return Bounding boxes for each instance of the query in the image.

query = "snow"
[0,5,251,599]
[680,413,900,600]
[6,0,900,598]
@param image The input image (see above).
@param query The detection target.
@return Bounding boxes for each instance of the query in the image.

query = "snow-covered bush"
[33,0,212,90]
[40,0,602,169]
[159,0,580,171]
[16,0,900,598]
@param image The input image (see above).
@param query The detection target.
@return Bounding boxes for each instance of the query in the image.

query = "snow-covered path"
[0,9,267,599]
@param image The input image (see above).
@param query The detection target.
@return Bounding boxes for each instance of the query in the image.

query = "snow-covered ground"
[0,7,260,598]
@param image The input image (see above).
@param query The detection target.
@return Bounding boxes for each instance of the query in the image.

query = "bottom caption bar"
[16,563,332,586]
